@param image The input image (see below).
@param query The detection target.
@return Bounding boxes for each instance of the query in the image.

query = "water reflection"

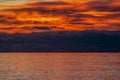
[0,53,120,80]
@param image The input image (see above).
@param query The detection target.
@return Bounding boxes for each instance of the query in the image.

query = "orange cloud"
[0,0,120,33]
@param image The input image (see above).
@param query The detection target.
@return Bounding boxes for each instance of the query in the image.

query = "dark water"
[0,53,120,80]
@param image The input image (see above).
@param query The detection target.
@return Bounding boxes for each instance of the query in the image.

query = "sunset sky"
[0,0,120,33]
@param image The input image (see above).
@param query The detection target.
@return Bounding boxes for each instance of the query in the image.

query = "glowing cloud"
[0,0,120,33]
[0,0,30,6]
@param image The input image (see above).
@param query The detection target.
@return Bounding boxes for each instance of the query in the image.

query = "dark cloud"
[108,23,120,29]
[33,1,70,5]
[0,19,9,24]
[0,31,120,52]
[85,0,120,12]
[0,15,16,20]
[32,26,51,30]
[0,27,15,30]
[91,6,120,12]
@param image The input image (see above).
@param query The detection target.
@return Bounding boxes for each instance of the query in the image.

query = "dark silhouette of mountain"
[0,30,120,52]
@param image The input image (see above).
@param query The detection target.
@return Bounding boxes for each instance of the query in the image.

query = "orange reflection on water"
[0,53,120,80]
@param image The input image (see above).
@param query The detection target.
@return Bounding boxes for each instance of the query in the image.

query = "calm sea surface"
[0,53,120,80]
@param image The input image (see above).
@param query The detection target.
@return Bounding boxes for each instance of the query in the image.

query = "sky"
[0,0,120,33]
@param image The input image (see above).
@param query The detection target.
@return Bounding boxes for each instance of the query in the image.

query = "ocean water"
[0,53,120,80]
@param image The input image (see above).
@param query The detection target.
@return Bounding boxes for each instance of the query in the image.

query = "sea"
[0,53,120,80]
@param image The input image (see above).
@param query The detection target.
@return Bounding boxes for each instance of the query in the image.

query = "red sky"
[0,0,120,33]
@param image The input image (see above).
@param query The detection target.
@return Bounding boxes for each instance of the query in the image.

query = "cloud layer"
[0,31,120,51]
[0,0,120,33]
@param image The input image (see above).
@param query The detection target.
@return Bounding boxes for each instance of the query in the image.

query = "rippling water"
[0,53,120,80]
